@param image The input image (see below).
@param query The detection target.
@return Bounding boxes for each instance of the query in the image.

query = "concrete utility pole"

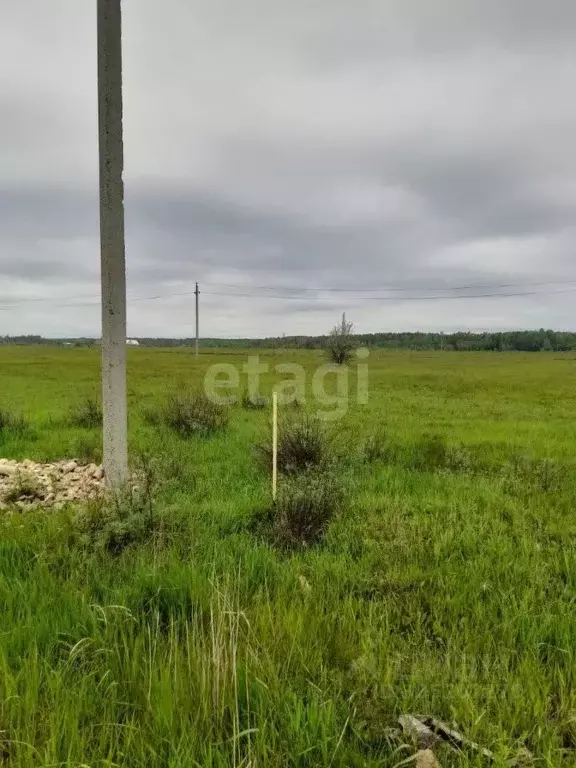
[195,282,200,356]
[98,0,128,487]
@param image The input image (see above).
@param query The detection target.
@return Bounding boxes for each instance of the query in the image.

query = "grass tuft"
[69,398,103,429]
[257,414,333,475]
[162,392,229,438]
[255,464,346,549]
[73,434,103,464]
[0,409,34,441]
[362,426,393,463]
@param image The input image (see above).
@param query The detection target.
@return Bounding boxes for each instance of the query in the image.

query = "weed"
[266,465,346,548]
[75,488,157,555]
[258,414,334,476]
[69,398,103,428]
[163,392,229,438]
[4,471,43,504]
[133,452,160,520]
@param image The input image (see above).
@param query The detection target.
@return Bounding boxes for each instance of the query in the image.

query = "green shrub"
[75,499,154,555]
[69,398,103,428]
[163,392,229,438]
[258,414,333,476]
[269,466,345,548]
[327,316,355,365]
[75,470,163,555]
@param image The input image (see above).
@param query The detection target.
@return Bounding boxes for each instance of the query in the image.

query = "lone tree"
[328,314,355,364]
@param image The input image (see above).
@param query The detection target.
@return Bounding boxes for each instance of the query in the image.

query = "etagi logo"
[203,349,370,421]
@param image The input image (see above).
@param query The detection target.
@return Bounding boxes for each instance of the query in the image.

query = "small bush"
[163,392,229,438]
[268,466,345,548]
[75,468,164,555]
[75,498,155,555]
[258,414,333,476]
[241,392,268,410]
[327,317,355,365]
[70,398,103,429]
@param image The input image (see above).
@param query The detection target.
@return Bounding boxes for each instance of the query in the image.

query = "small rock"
[299,575,312,593]
[0,465,15,477]
[399,716,440,751]
[93,467,104,481]
[415,750,441,768]
[63,461,78,473]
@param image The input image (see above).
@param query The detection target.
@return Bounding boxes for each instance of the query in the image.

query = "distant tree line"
[2,329,576,351]
[0,336,97,347]
[138,329,576,352]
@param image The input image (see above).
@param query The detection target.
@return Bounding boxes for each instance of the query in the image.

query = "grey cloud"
[1,0,576,336]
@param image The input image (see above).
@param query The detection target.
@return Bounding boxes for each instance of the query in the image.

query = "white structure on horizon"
[126,339,139,346]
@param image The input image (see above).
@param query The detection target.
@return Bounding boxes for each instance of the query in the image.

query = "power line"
[3,281,576,312]
[202,287,576,302]
[204,278,576,293]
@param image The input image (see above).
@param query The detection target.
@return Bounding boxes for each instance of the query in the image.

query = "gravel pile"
[0,458,105,511]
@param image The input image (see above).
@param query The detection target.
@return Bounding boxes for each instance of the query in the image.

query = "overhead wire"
[2,280,576,311]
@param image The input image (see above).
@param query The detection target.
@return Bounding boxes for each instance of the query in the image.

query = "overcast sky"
[1,1,575,338]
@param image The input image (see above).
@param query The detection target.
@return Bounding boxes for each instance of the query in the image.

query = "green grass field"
[1,346,576,767]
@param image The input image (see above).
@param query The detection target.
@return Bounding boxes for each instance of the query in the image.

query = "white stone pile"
[0,458,105,511]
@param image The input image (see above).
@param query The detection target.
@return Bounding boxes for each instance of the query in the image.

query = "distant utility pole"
[98,0,128,487]
[195,282,200,356]
[342,312,346,333]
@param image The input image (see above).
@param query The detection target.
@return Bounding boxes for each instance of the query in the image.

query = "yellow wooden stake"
[272,391,278,501]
